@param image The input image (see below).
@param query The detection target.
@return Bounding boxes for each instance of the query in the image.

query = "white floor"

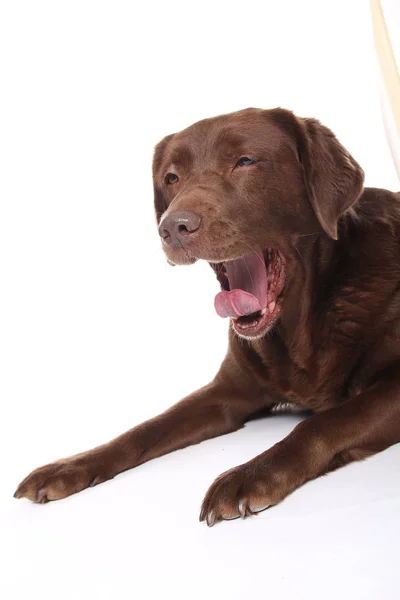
[3,415,400,600]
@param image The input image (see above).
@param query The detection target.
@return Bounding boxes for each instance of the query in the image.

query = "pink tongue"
[214,252,268,318]
[215,289,262,318]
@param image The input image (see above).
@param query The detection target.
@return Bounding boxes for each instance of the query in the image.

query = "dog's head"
[153,108,364,339]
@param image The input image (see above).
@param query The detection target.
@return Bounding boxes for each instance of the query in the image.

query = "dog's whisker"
[241,241,266,267]
[243,256,256,290]
[294,245,305,270]
[297,231,320,238]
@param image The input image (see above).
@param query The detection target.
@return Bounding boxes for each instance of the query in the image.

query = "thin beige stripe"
[370,0,400,137]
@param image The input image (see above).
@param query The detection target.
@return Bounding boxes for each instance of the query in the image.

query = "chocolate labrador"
[14,108,400,526]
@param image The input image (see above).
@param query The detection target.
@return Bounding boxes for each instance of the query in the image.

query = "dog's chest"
[246,338,339,411]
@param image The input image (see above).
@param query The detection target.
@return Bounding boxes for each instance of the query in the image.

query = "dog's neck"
[277,229,341,370]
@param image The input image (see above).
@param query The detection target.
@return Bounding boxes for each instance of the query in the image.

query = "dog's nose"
[159,210,201,248]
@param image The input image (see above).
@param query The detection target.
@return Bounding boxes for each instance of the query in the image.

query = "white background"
[1,1,399,599]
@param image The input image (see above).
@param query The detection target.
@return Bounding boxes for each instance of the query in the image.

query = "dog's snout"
[159,210,201,248]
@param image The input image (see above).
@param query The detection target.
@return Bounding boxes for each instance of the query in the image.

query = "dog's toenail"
[206,510,216,527]
[238,499,246,517]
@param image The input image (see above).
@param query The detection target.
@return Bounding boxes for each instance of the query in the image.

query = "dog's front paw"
[14,455,113,503]
[200,459,287,526]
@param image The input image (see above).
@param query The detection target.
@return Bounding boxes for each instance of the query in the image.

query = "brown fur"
[14,108,400,526]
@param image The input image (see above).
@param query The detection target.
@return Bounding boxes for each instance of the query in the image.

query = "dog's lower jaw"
[230,316,280,340]
[230,299,282,340]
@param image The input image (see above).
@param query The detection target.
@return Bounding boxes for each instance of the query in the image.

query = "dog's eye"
[235,157,256,168]
[165,173,179,184]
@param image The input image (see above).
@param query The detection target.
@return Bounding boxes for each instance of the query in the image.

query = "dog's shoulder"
[353,187,400,234]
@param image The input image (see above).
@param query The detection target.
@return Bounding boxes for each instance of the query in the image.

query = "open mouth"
[211,249,286,338]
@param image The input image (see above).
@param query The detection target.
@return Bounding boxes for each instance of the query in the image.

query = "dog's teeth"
[261,308,267,315]
[241,321,257,329]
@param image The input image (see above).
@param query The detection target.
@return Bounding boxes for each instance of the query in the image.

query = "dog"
[14,108,400,526]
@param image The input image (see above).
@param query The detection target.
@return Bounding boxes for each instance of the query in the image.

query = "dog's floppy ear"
[297,117,364,240]
[152,134,174,223]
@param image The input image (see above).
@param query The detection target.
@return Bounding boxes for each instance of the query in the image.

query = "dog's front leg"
[14,354,266,503]
[201,363,400,525]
